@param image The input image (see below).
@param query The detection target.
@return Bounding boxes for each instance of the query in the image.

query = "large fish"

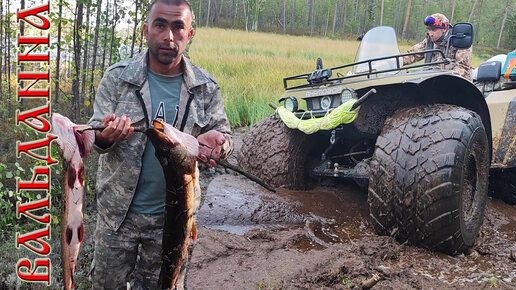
[51,113,95,290]
[146,119,199,289]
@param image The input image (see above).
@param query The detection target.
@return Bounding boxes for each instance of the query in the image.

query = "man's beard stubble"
[150,41,180,65]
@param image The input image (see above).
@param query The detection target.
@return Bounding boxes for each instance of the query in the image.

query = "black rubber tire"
[237,115,313,189]
[368,104,490,255]
[490,168,516,205]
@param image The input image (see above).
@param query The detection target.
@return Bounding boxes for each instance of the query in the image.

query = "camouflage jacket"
[88,50,233,230]
[403,34,473,81]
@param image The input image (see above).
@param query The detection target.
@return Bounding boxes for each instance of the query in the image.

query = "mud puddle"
[191,174,516,289]
[198,175,370,250]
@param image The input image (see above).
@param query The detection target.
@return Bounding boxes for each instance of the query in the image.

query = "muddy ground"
[187,128,516,289]
[2,128,514,289]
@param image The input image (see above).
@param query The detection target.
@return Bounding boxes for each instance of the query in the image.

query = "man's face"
[143,3,194,66]
[427,27,445,43]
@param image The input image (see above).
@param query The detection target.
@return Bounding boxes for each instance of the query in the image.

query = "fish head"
[146,120,198,172]
[51,113,94,165]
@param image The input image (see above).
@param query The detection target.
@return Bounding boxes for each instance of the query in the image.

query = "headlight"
[341,88,357,103]
[284,96,298,112]
[320,96,331,110]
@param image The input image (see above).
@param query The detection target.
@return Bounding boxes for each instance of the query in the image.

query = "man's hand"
[95,114,135,148]
[197,130,225,167]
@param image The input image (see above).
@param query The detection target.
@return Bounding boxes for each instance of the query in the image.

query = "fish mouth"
[146,120,176,149]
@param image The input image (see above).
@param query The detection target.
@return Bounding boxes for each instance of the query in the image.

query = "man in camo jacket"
[87,0,232,288]
[403,13,473,80]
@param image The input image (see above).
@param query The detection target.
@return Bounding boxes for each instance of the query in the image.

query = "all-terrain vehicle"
[237,24,516,255]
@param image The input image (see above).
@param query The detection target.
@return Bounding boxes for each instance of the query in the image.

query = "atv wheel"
[237,115,313,189]
[368,104,489,255]
[490,168,516,205]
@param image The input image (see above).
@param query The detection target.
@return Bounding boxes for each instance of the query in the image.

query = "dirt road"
[187,129,516,289]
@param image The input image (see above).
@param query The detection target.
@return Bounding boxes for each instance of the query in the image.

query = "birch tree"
[401,0,412,41]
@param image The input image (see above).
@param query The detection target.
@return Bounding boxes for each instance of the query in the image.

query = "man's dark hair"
[146,0,195,24]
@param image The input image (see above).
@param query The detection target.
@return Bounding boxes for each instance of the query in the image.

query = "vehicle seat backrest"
[477,61,502,82]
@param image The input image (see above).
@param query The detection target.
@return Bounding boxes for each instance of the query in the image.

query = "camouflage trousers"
[91,210,188,290]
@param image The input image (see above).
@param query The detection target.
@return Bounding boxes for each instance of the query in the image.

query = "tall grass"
[189,27,359,126]
[189,27,487,127]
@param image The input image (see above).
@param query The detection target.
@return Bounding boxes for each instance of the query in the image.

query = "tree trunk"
[340,0,347,34]
[419,0,428,40]
[213,0,219,24]
[243,1,248,32]
[89,0,102,114]
[101,0,110,74]
[450,0,456,23]
[54,0,63,105]
[282,0,286,34]
[310,0,315,36]
[380,0,384,25]
[252,0,259,31]
[306,0,311,29]
[401,0,412,41]
[351,0,359,34]
[198,0,202,27]
[81,4,91,102]
[496,1,509,48]
[290,0,296,33]
[231,0,236,27]
[218,0,224,21]
[206,0,211,27]
[139,0,148,53]
[131,0,138,57]
[73,1,84,122]
[331,0,337,35]
[109,0,118,65]
[474,0,484,44]
[468,0,478,23]
[324,6,329,37]
[361,0,369,33]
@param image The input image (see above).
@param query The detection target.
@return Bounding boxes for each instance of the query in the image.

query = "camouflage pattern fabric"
[92,210,164,289]
[88,49,233,231]
[403,33,473,81]
[88,50,232,288]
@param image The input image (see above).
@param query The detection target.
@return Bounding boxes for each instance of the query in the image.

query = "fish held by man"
[51,113,95,290]
[145,119,199,289]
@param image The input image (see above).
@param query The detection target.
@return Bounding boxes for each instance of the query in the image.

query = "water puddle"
[199,175,370,250]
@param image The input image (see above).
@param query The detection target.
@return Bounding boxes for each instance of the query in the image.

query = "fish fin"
[162,122,199,157]
[78,221,85,243]
[181,132,199,157]
[73,127,95,158]
[71,269,75,289]
[82,130,95,156]
[66,226,73,245]
[191,222,197,242]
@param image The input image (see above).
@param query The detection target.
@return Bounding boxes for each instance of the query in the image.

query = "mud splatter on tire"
[368,104,490,255]
[237,115,314,189]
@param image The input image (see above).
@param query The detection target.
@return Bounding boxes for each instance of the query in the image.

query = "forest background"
[0,0,515,287]
[0,0,514,125]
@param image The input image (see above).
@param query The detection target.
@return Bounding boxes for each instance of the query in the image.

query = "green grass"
[188,27,491,127]
[189,27,359,127]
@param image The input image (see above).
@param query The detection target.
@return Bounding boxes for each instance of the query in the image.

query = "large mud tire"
[490,168,516,205]
[368,104,489,255]
[237,115,312,189]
